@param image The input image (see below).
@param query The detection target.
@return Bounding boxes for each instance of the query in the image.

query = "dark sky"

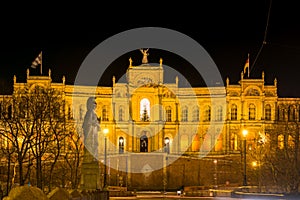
[0,1,299,97]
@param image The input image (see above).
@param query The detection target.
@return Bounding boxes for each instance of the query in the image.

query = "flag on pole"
[243,53,250,78]
[30,51,43,74]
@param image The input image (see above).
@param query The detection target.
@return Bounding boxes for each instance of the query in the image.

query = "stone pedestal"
[80,149,101,190]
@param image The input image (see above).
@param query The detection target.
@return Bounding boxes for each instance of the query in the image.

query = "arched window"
[204,106,211,121]
[278,106,284,121]
[140,134,148,152]
[140,98,150,121]
[119,137,124,153]
[192,134,200,151]
[166,106,172,122]
[192,106,199,121]
[215,131,223,151]
[249,104,256,120]
[288,106,295,121]
[164,137,170,153]
[216,106,223,121]
[265,104,271,120]
[119,106,124,121]
[278,134,284,149]
[102,105,108,121]
[231,104,237,120]
[201,133,212,152]
[181,106,188,122]
[230,133,238,151]
[288,135,294,148]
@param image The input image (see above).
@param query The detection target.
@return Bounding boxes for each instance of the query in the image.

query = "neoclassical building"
[1,52,299,190]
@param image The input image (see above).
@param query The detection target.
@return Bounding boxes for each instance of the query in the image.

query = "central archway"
[140,134,148,152]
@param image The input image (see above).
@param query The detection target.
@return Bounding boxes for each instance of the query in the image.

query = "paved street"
[110,197,231,200]
[110,196,281,200]
[109,192,286,200]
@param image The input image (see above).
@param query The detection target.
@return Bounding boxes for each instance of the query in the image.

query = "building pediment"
[244,86,262,96]
[127,64,163,87]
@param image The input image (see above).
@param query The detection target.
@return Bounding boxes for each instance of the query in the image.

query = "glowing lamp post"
[242,129,248,186]
[103,127,109,188]
[213,159,218,189]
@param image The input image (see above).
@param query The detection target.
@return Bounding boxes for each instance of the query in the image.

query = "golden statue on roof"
[140,48,149,64]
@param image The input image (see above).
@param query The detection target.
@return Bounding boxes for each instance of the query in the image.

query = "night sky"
[0,1,299,97]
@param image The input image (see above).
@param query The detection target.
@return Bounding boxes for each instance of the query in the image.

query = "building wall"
[1,65,298,154]
[1,61,300,189]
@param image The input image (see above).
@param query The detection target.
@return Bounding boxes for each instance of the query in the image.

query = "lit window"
[265,104,271,120]
[216,106,223,121]
[204,106,211,121]
[181,106,188,122]
[288,135,294,148]
[231,104,237,120]
[192,134,200,151]
[230,133,238,151]
[166,106,172,122]
[192,106,199,121]
[249,104,256,120]
[288,106,295,121]
[140,98,150,121]
[278,134,284,149]
[102,105,108,121]
[119,137,124,153]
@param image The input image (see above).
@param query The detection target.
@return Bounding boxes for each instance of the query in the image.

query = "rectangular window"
[231,106,237,120]
[166,109,172,122]
[182,109,188,122]
[265,109,271,120]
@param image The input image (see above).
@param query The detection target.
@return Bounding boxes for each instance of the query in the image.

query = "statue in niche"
[82,97,101,161]
[140,48,149,64]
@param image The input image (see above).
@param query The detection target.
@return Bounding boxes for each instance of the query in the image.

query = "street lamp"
[103,127,109,188]
[213,159,218,189]
[163,137,170,194]
[252,161,257,168]
[242,129,248,186]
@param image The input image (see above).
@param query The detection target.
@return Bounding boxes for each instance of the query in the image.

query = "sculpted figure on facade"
[140,48,149,64]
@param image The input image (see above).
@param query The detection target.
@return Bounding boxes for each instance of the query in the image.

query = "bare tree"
[247,131,269,191]
[0,85,68,190]
[63,128,84,189]
[25,85,66,189]
[264,120,300,194]
[0,141,16,196]
[0,94,33,188]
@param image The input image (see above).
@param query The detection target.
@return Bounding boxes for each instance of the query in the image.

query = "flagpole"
[40,51,43,75]
[247,53,250,78]
[247,68,249,78]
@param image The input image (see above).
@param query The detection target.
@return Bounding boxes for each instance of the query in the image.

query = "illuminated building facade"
[1,55,299,190]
